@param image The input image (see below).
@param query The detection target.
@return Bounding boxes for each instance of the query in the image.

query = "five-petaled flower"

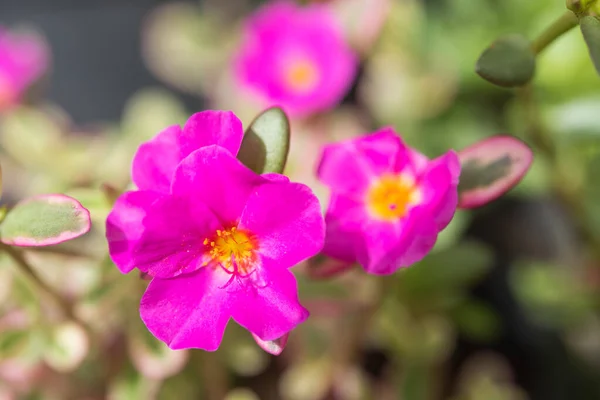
[234,1,358,118]
[317,128,460,275]
[106,111,325,351]
[0,26,49,110]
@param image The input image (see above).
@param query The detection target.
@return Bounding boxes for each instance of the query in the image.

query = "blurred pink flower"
[234,1,358,118]
[106,113,325,351]
[317,128,460,275]
[0,26,49,110]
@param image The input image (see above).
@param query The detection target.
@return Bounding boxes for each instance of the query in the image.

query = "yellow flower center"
[284,59,319,92]
[366,174,421,221]
[203,226,257,276]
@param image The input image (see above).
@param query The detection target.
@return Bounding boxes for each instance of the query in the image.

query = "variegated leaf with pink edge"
[457,135,533,209]
[0,194,91,246]
[252,332,289,356]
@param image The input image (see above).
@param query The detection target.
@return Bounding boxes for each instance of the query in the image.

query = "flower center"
[366,174,421,221]
[284,59,319,93]
[203,226,258,276]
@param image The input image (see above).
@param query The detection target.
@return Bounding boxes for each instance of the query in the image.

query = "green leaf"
[452,300,502,342]
[457,135,533,208]
[0,194,91,247]
[580,16,600,76]
[510,261,593,327]
[475,34,536,87]
[237,107,291,174]
[0,329,29,358]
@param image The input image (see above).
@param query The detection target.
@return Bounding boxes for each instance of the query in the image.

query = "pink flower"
[317,128,460,275]
[106,111,325,351]
[234,1,358,118]
[0,27,49,110]
[108,110,244,273]
[131,110,244,194]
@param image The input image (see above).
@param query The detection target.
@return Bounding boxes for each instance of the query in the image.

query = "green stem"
[530,11,579,54]
[2,244,90,331]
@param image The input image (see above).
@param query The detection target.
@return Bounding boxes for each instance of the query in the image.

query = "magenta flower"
[106,113,324,350]
[108,110,244,273]
[317,128,460,275]
[131,110,244,194]
[234,1,358,118]
[0,26,49,110]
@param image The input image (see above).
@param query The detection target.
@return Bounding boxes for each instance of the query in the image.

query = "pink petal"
[359,128,409,174]
[132,111,244,192]
[239,181,324,268]
[252,332,289,356]
[317,128,404,197]
[234,1,358,117]
[171,145,264,224]
[321,195,366,263]
[106,190,165,274]
[230,263,309,341]
[262,173,290,183]
[132,125,183,193]
[180,110,243,156]
[417,151,460,230]
[0,27,50,91]
[140,268,231,351]
[130,195,221,278]
[357,207,439,274]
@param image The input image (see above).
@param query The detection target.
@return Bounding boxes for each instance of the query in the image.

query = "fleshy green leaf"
[237,107,291,174]
[457,135,533,208]
[475,34,536,87]
[580,16,600,76]
[0,194,91,247]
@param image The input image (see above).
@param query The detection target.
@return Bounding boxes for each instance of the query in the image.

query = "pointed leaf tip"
[475,35,536,88]
[457,135,533,208]
[0,194,91,246]
[252,332,289,356]
[237,107,290,174]
[580,16,600,77]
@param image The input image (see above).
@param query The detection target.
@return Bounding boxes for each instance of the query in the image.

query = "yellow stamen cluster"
[203,226,257,274]
[366,174,421,221]
[285,59,319,92]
